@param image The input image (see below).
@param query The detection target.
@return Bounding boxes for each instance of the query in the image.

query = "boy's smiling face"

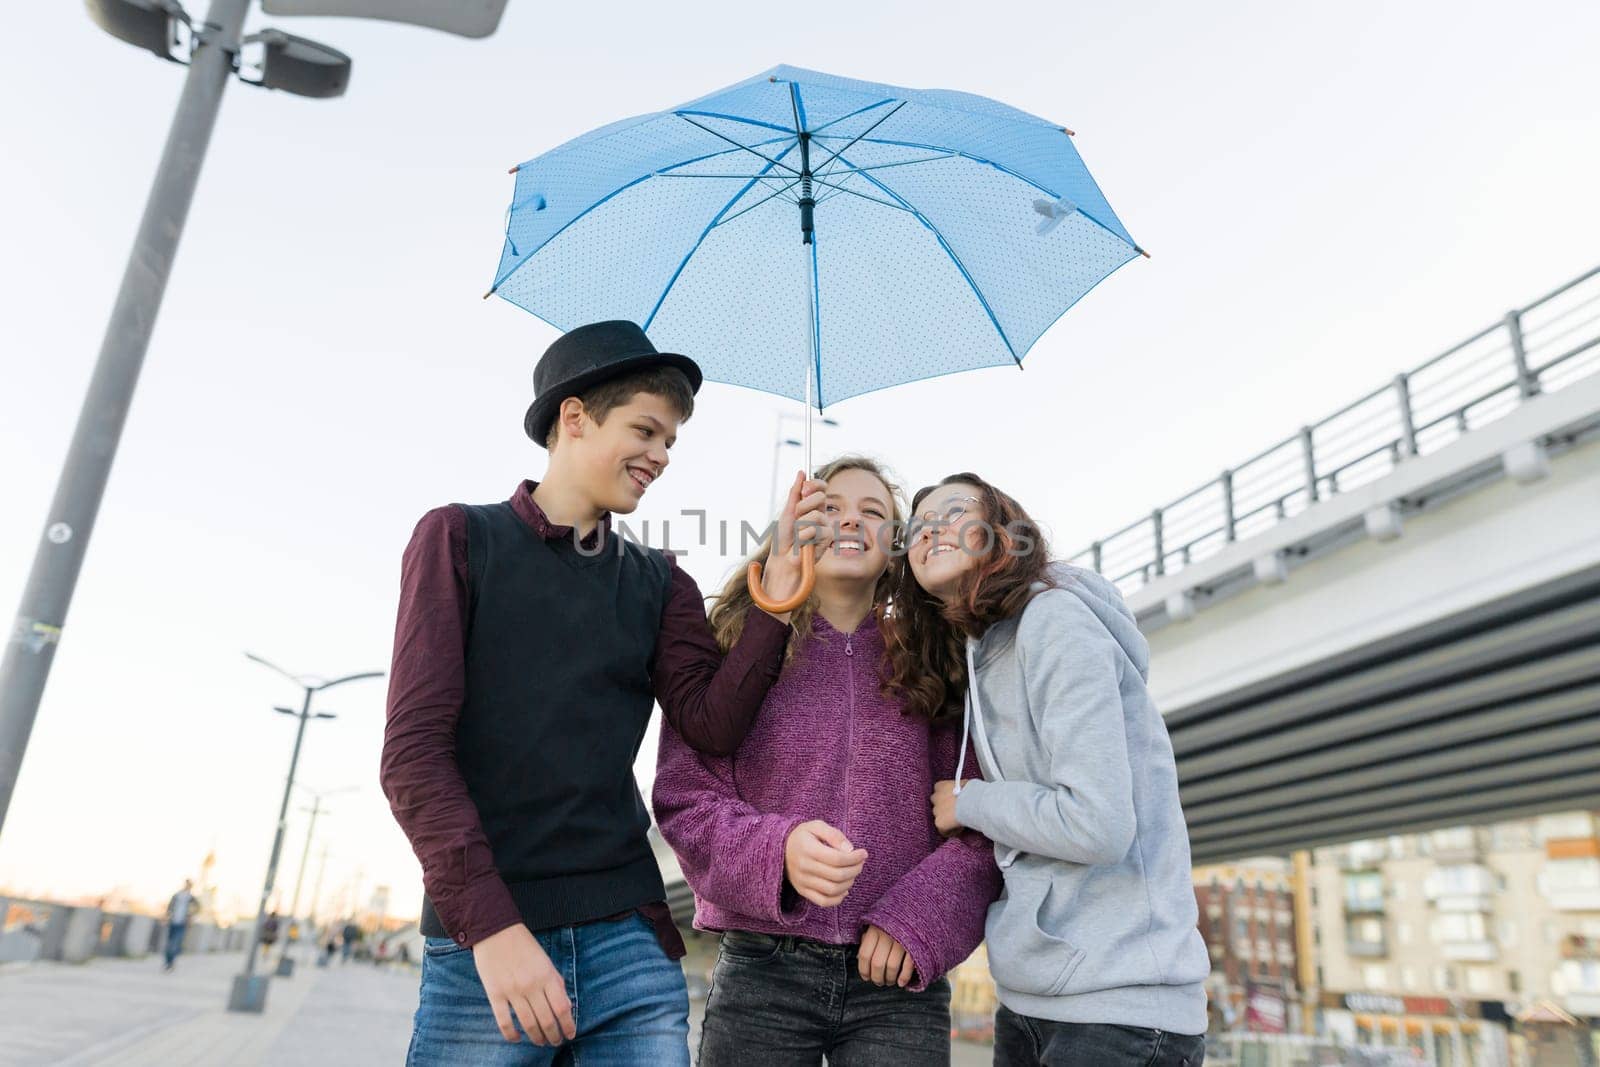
[565,390,680,515]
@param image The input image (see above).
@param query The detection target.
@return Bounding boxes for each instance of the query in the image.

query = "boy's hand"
[471,924,576,1045]
[859,924,916,987]
[783,819,868,907]
[931,779,972,836]
[760,472,833,618]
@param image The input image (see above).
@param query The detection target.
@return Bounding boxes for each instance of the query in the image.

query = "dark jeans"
[994,1005,1205,1067]
[698,930,952,1066]
[162,922,187,967]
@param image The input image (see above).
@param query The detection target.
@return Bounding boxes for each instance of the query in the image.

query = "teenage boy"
[381,321,827,1065]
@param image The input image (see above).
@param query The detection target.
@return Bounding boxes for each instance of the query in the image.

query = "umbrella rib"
[653,134,796,176]
[675,109,796,135]
[833,148,1022,367]
[808,101,906,180]
[676,114,802,176]
[804,174,907,213]
[714,179,803,229]
[811,153,957,177]
[492,138,795,293]
[827,134,1137,253]
[643,143,801,331]
[805,97,899,137]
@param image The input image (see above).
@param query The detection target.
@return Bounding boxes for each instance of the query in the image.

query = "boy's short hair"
[544,366,696,451]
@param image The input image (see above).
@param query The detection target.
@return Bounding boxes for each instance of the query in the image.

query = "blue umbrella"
[489,64,1144,609]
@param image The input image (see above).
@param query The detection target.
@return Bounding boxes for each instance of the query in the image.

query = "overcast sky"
[2,0,1597,923]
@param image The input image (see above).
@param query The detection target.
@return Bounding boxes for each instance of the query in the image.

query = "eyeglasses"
[915,494,981,528]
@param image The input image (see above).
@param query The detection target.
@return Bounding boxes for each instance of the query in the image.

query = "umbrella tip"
[483,287,497,300]
[1136,247,1151,259]
[508,164,520,175]
[1061,127,1075,137]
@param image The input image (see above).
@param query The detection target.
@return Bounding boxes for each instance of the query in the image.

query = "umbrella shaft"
[798,131,814,245]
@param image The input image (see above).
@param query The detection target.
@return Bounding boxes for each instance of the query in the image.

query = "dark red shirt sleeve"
[378,506,522,947]
[652,558,791,757]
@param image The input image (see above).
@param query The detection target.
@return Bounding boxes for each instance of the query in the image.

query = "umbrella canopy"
[489,64,1143,411]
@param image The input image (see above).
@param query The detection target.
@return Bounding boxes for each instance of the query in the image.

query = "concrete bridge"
[1070,265,1600,862]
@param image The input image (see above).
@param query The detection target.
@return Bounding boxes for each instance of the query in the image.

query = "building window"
[1509,970,1522,993]
[1317,965,1325,988]
[1466,967,1494,995]
[1499,919,1517,946]
[1361,964,1388,990]
[1397,921,1412,945]
[1401,966,1417,990]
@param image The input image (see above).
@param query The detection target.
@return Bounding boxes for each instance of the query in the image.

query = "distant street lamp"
[769,412,841,516]
[0,0,505,845]
[229,653,381,1013]
[275,783,356,977]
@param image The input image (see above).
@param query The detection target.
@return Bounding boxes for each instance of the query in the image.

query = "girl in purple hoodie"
[653,456,1002,1066]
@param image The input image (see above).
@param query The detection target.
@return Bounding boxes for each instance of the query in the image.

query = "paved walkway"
[0,951,416,1066]
[0,950,992,1065]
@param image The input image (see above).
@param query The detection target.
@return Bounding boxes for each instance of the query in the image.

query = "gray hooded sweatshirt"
[952,563,1209,1034]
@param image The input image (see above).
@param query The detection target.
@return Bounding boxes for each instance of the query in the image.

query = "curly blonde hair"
[707,455,906,666]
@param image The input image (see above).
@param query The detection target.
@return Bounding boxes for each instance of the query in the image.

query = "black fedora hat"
[524,321,702,447]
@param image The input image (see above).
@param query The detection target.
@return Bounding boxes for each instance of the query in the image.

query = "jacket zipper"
[838,632,856,942]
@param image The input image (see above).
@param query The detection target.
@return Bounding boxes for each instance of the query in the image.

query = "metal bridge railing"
[1068,264,1600,593]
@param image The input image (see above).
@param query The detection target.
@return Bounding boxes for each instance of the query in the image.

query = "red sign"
[1247,987,1288,1033]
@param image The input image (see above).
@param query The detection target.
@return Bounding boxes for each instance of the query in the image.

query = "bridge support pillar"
[1253,554,1289,585]
[1164,591,1196,623]
[1364,503,1404,542]
[1503,440,1551,484]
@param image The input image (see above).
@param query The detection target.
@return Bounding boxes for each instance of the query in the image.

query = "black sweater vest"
[419,501,672,938]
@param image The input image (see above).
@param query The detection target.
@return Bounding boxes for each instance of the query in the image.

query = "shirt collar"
[510,479,611,551]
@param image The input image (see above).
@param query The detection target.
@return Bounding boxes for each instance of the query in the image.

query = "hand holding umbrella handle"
[747,551,816,615]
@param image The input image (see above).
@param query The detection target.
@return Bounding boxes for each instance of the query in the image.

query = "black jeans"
[993,1005,1206,1067]
[698,930,952,1066]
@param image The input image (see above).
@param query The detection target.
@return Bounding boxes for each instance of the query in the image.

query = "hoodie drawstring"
[954,639,979,794]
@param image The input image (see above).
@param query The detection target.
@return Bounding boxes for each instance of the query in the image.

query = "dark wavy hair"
[885,472,1054,722]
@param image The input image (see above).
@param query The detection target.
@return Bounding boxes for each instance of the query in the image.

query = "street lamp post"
[275,784,355,977]
[0,0,505,846]
[308,843,331,966]
[768,412,840,517]
[229,654,380,1013]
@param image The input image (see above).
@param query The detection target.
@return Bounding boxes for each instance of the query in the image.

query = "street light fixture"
[229,653,381,1013]
[0,0,504,846]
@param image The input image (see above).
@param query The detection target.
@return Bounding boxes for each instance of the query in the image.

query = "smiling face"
[814,466,895,587]
[559,390,680,515]
[907,481,990,604]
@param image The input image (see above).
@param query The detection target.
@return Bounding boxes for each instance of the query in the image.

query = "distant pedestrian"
[260,911,281,961]
[341,920,360,963]
[322,934,338,967]
[162,879,198,971]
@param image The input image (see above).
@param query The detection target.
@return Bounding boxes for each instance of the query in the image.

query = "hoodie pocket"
[986,875,1086,998]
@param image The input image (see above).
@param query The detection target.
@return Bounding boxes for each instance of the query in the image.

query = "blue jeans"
[163,922,187,967]
[406,915,690,1067]
[698,931,952,1066]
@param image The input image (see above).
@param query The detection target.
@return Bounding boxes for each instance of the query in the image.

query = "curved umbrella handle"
[747,551,815,615]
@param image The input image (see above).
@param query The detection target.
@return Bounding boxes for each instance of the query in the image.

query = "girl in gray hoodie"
[891,473,1210,1067]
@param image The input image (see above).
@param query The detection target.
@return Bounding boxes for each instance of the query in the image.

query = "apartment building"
[1194,859,1301,1033]
[1310,811,1600,1064]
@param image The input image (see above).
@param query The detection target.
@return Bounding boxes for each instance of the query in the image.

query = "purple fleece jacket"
[653,612,1002,991]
